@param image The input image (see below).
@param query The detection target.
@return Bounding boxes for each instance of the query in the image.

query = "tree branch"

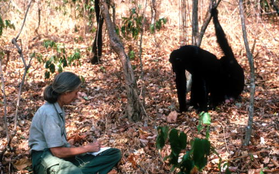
[239,0,255,146]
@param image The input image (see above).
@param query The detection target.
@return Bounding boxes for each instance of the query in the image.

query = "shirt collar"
[53,102,63,115]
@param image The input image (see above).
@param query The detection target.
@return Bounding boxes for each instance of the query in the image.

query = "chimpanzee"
[169,45,225,112]
[211,8,245,101]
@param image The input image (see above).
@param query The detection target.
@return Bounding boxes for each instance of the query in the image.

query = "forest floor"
[0,0,279,173]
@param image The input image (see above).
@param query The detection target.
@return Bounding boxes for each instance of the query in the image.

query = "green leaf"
[80,76,85,83]
[192,138,211,170]
[197,123,203,133]
[45,60,51,68]
[45,71,50,79]
[179,131,187,150]
[156,126,169,150]
[61,57,67,67]
[36,54,43,63]
[121,26,126,35]
[179,152,194,174]
[129,50,135,60]
[150,24,155,33]
[156,20,162,30]
[49,63,55,73]
[0,17,4,36]
[225,167,232,174]
[169,129,187,157]
[58,65,63,73]
[202,112,211,125]
[169,129,180,155]
[73,50,81,59]
[30,52,36,58]
[131,8,136,14]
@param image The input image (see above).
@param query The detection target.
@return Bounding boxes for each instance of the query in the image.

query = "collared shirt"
[28,102,70,151]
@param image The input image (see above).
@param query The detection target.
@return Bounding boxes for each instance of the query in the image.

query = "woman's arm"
[50,141,101,158]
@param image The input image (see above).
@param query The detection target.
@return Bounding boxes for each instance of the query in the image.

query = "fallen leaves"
[1,1,279,174]
[166,111,178,123]
[13,158,31,171]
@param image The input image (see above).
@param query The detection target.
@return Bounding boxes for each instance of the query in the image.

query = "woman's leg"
[32,149,83,174]
[74,148,122,174]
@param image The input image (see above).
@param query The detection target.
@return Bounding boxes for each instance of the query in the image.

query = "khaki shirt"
[28,102,70,151]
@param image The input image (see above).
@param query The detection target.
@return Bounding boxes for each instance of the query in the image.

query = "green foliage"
[121,7,143,40]
[150,17,167,34]
[120,7,167,38]
[128,50,135,60]
[0,16,15,36]
[192,138,210,170]
[0,15,15,60]
[156,112,232,174]
[37,40,81,78]
[260,0,270,12]
[197,112,212,139]
[156,126,169,149]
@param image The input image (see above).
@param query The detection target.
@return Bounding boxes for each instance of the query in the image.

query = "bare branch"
[1,0,34,161]
[239,0,256,146]
[197,0,222,47]
[15,0,33,40]
[0,57,8,161]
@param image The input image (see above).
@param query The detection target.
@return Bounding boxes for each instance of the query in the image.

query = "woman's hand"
[51,141,101,158]
[84,141,101,152]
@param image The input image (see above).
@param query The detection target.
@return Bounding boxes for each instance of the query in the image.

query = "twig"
[239,0,256,146]
[1,0,34,162]
[197,0,222,47]
[0,57,8,161]
[15,0,33,41]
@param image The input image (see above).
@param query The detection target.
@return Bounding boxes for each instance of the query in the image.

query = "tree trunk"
[99,0,143,122]
[192,0,199,45]
[239,0,256,146]
[180,0,187,45]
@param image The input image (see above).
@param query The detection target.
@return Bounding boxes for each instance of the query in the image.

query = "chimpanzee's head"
[169,49,184,73]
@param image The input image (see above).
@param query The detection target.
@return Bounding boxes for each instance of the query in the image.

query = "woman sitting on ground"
[28,71,121,174]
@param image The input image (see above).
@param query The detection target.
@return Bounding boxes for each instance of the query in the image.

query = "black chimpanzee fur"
[212,8,245,100]
[169,45,225,112]
[169,8,245,113]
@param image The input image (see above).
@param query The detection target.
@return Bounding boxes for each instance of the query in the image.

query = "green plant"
[150,17,167,34]
[37,40,81,78]
[156,112,231,174]
[0,16,15,61]
[121,7,143,40]
[0,17,15,36]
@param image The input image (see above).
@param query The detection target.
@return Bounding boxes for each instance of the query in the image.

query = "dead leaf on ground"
[167,111,178,123]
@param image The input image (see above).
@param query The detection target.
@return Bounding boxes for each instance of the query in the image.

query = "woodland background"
[0,0,278,173]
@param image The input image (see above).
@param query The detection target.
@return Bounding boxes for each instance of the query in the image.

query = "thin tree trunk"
[192,0,198,45]
[99,0,143,122]
[239,0,256,146]
[0,0,34,162]
[180,0,187,45]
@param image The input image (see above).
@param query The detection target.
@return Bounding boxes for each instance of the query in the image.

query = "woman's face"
[59,88,80,106]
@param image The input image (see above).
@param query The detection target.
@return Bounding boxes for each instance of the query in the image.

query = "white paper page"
[88,147,111,156]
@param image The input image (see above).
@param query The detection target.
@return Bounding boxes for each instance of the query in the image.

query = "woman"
[28,72,121,174]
